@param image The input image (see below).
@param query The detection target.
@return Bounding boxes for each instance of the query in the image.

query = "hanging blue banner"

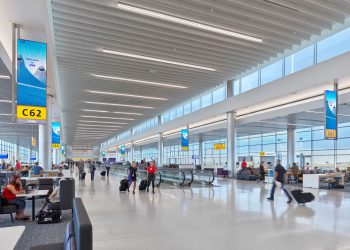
[16,39,47,122]
[181,129,189,151]
[324,90,337,139]
[121,146,125,156]
[0,154,8,159]
[52,122,61,148]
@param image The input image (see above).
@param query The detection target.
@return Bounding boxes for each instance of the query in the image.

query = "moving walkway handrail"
[193,170,215,185]
[158,168,186,185]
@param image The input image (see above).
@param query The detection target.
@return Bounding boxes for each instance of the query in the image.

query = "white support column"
[227,111,237,177]
[38,95,52,169]
[198,135,203,166]
[287,127,296,167]
[158,133,163,166]
[15,144,19,161]
[131,142,134,162]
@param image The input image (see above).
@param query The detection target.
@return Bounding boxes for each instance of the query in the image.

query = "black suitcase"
[119,179,129,192]
[291,190,315,204]
[139,180,148,191]
[80,172,86,180]
[100,171,106,176]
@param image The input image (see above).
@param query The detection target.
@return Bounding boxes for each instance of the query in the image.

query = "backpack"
[36,209,62,224]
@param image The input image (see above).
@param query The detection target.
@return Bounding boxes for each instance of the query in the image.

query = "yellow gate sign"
[17,105,47,120]
[214,143,226,150]
[52,143,60,149]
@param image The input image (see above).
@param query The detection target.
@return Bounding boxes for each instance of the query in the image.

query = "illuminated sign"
[181,129,189,151]
[121,145,125,156]
[214,143,226,150]
[324,90,337,139]
[17,39,47,123]
[52,122,60,149]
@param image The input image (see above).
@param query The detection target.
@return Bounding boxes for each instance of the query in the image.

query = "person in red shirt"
[147,160,157,194]
[15,160,21,173]
[2,175,29,220]
[241,160,247,169]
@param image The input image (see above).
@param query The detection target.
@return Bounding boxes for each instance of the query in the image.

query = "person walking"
[128,161,137,194]
[267,159,292,204]
[146,160,157,194]
[77,159,85,180]
[105,161,111,177]
[15,160,22,174]
[88,160,96,181]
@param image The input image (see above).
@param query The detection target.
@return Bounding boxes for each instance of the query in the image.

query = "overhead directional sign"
[16,39,47,123]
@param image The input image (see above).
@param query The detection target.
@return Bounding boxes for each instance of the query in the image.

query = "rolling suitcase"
[119,179,129,192]
[80,172,86,180]
[139,180,148,191]
[100,171,106,176]
[291,189,315,205]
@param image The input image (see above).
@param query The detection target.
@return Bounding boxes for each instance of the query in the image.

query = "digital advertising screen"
[324,90,337,139]
[52,122,61,149]
[17,39,47,122]
[181,129,189,151]
[121,145,125,156]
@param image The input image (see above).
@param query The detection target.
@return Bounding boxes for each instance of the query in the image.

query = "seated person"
[31,162,43,176]
[46,178,65,210]
[2,175,30,220]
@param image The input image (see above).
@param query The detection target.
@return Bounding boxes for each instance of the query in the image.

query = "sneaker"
[287,199,292,204]
[146,189,149,192]
[267,197,274,201]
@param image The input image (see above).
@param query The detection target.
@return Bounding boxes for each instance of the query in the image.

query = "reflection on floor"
[75,170,350,250]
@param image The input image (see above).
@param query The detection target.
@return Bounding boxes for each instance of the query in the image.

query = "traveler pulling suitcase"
[291,189,315,205]
[119,179,129,192]
[100,171,106,176]
[139,180,148,191]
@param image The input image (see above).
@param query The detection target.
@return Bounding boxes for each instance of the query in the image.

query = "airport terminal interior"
[1,0,350,249]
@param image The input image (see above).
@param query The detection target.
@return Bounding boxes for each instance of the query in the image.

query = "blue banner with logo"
[17,39,47,122]
[0,154,8,159]
[121,146,125,156]
[181,129,189,151]
[324,90,337,139]
[52,122,61,148]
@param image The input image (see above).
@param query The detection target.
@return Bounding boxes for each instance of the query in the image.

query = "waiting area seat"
[48,178,75,211]
[237,168,258,181]
[30,198,93,250]
[0,193,17,223]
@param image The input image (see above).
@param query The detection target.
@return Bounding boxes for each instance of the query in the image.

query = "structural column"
[131,142,134,162]
[39,95,52,169]
[227,111,237,177]
[158,133,163,166]
[287,127,296,167]
[15,144,19,161]
[198,135,203,166]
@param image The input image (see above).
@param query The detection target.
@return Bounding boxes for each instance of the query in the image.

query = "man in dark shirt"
[267,159,292,203]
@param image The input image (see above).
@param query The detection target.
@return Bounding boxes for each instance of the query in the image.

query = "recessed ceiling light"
[77,124,123,128]
[87,90,168,100]
[0,75,10,79]
[102,49,216,71]
[0,100,12,103]
[84,101,154,109]
[116,3,262,43]
[92,74,187,89]
[81,109,143,116]
[81,115,135,120]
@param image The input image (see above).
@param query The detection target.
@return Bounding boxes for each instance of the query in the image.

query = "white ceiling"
[50,0,350,145]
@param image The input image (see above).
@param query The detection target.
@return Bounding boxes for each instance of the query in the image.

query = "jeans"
[9,198,26,211]
[270,181,292,200]
[90,171,95,180]
[106,167,110,176]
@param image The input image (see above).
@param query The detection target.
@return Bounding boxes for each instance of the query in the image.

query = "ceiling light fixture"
[79,120,127,125]
[0,75,10,79]
[0,114,11,116]
[84,101,154,109]
[76,128,118,132]
[77,124,123,128]
[81,109,143,116]
[87,90,168,100]
[92,74,187,89]
[0,100,12,103]
[81,115,135,120]
[102,49,216,71]
[116,3,262,43]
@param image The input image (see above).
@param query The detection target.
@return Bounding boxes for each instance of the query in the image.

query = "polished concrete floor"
[74,170,350,250]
